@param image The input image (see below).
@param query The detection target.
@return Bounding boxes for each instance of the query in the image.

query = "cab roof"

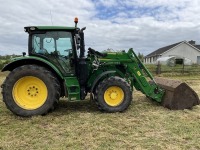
[24,26,76,33]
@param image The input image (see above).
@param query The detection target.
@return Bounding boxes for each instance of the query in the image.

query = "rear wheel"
[2,65,60,117]
[94,76,132,112]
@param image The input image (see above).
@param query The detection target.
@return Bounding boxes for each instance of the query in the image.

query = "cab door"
[32,31,75,76]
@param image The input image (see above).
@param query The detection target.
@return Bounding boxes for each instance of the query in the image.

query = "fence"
[145,64,200,75]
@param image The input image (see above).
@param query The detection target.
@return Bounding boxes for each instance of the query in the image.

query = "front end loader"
[1,18,199,116]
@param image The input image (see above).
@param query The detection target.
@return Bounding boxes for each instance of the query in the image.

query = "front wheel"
[94,76,132,112]
[1,65,60,117]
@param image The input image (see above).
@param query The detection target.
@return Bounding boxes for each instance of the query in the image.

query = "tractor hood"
[98,51,133,63]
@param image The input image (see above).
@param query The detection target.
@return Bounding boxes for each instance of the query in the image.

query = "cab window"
[32,31,73,57]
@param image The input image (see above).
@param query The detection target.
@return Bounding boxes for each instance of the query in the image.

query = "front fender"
[90,71,116,93]
[2,56,63,79]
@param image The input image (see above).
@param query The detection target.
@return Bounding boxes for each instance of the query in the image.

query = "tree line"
[0,54,21,69]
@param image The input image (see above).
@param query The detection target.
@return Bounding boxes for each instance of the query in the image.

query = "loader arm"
[125,48,199,109]
[126,48,164,102]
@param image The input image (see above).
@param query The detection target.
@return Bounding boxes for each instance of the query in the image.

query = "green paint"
[64,77,80,100]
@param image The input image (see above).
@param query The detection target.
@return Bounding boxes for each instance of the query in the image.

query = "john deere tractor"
[1,18,199,116]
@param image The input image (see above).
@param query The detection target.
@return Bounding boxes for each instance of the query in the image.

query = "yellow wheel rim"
[104,86,124,107]
[12,76,48,110]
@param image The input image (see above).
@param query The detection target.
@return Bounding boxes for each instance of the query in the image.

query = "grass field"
[0,72,200,150]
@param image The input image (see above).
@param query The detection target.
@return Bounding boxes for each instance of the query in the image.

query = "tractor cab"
[24,26,78,76]
[23,18,87,77]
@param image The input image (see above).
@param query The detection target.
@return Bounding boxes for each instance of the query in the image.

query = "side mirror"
[75,34,80,44]
[75,34,80,49]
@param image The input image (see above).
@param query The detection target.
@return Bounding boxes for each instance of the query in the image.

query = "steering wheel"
[38,48,48,54]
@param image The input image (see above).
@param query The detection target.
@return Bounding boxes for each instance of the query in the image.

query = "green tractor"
[1,18,199,116]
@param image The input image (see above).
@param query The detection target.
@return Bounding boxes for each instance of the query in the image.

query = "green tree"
[103,48,125,53]
[138,52,144,62]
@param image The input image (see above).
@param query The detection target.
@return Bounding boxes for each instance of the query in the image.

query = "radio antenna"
[50,10,53,25]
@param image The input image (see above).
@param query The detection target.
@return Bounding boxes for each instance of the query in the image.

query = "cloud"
[0,0,200,56]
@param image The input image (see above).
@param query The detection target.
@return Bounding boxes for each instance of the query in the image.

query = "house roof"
[194,45,200,50]
[145,41,200,58]
[145,42,182,58]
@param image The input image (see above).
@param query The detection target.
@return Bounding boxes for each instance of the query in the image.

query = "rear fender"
[1,57,66,96]
[2,57,63,79]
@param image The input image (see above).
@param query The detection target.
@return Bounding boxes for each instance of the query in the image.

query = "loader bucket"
[154,77,200,110]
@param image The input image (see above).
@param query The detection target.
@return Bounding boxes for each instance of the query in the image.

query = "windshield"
[31,31,73,57]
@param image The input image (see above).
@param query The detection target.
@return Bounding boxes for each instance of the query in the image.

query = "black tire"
[1,65,60,117]
[94,76,132,112]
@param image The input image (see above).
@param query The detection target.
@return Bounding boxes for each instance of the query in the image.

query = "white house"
[144,40,200,65]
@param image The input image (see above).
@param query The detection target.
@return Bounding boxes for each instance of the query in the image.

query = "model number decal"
[137,71,141,76]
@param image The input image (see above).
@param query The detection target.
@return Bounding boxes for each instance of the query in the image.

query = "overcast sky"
[0,0,200,56]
